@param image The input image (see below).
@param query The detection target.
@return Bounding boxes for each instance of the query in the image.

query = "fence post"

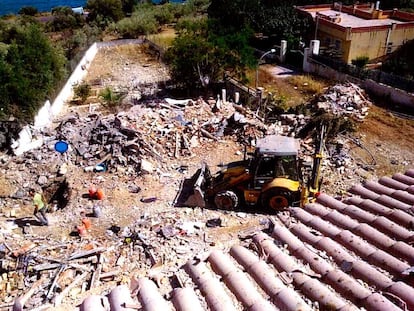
[303,48,311,72]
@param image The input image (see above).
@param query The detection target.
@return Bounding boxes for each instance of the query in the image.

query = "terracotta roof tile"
[350,260,394,289]
[372,216,413,241]
[353,223,397,248]
[345,197,414,228]
[137,278,172,311]
[349,184,380,199]
[408,185,414,195]
[390,241,414,262]
[364,180,396,196]
[79,169,414,311]
[316,236,355,262]
[392,172,414,186]
[172,288,204,311]
[377,194,412,211]
[404,168,414,177]
[80,295,107,311]
[184,259,237,311]
[379,176,410,190]
[391,190,414,205]
[342,204,377,223]
[326,209,361,228]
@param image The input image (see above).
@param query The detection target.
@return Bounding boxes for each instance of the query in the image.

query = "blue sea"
[1,0,86,15]
[0,0,182,16]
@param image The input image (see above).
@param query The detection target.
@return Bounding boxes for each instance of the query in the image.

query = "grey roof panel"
[255,135,300,156]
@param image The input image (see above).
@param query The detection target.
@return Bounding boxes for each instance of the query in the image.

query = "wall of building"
[393,25,414,50]
[352,25,414,61]
[348,28,388,62]
[319,23,414,63]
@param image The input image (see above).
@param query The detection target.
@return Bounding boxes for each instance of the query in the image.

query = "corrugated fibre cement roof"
[80,168,414,311]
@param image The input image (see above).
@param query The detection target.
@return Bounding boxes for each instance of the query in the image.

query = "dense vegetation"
[1,0,414,123]
[0,19,66,121]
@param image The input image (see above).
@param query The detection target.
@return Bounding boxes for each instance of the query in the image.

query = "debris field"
[0,44,413,310]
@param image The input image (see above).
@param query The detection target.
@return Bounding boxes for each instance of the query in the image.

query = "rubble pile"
[40,99,270,176]
[0,82,383,310]
[314,82,370,121]
[0,206,268,310]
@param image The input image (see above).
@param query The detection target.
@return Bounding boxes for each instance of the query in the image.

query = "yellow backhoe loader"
[175,125,326,211]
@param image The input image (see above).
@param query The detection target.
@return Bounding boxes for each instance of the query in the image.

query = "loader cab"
[252,153,300,189]
[246,135,302,209]
[253,135,300,178]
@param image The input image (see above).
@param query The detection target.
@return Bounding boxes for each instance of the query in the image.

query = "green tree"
[99,87,125,111]
[153,3,174,24]
[86,0,124,27]
[0,54,12,112]
[208,0,311,48]
[381,39,414,78]
[351,56,369,68]
[64,25,101,61]
[18,6,39,16]
[185,0,211,15]
[165,17,256,89]
[122,0,138,15]
[112,9,158,37]
[207,0,257,29]
[47,6,85,32]
[0,23,66,121]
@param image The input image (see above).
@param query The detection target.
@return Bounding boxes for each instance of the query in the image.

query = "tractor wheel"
[261,188,291,211]
[214,190,239,210]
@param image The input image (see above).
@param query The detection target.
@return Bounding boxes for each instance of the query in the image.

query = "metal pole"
[314,14,319,40]
[255,49,276,88]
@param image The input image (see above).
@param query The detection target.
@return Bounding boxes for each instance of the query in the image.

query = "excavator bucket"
[173,163,211,208]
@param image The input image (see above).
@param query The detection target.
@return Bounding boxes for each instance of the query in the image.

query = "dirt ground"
[1,44,414,309]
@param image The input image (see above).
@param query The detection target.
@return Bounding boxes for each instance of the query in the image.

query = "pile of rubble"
[314,82,370,121]
[0,205,270,310]
[38,98,271,177]
[0,82,377,309]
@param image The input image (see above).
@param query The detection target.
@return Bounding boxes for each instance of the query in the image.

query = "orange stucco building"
[296,2,414,63]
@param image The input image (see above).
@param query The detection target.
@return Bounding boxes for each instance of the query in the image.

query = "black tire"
[214,190,239,210]
[261,188,291,211]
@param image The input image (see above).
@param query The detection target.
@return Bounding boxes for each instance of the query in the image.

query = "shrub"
[73,82,91,103]
[112,12,158,37]
[99,87,125,111]
[153,4,174,25]
[18,7,38,16]
[47,6,85,32]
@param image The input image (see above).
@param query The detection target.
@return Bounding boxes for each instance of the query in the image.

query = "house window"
[386,42,392,54]
[325,37,331,46]
[335,39,341,49]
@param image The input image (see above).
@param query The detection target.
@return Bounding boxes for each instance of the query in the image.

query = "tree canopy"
[86,0,125,27]
[0,21,66,121]
[208,0,310,45]
[165,16,256,90]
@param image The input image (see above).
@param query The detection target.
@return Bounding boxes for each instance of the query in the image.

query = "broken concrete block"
[140,159,154,174]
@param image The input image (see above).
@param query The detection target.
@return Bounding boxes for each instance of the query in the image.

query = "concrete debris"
[315,82,371,121]
[0,79,410,309]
